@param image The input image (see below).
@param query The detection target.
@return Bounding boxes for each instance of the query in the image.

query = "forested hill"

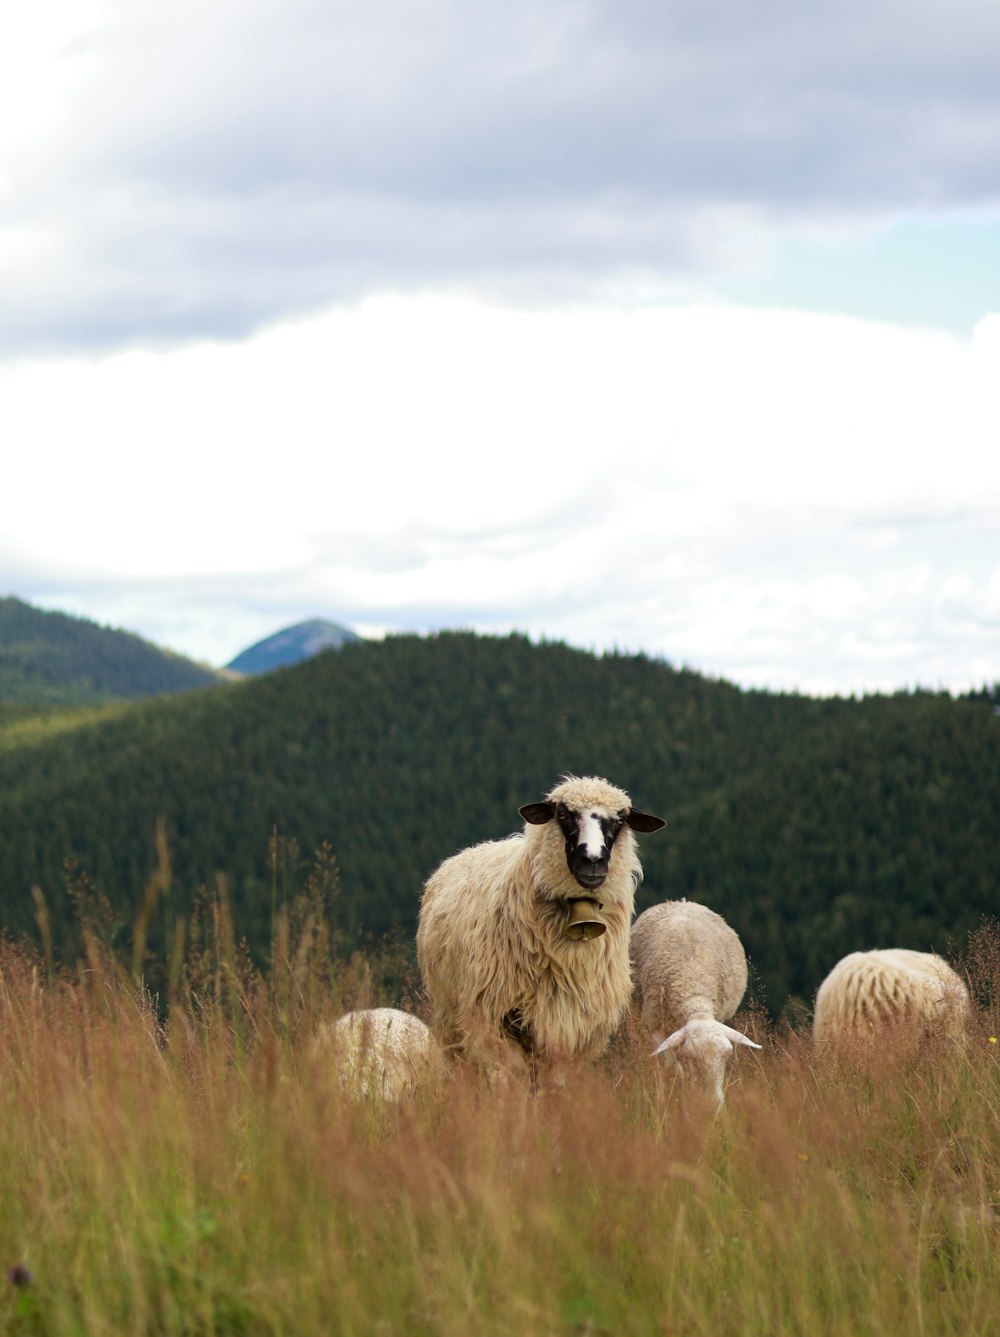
[0,630,997,1014]
[0,597,220,703]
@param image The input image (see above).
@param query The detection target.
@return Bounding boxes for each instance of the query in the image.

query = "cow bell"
[564,897,606,940]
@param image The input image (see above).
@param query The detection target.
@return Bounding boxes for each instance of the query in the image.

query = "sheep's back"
[631,900,748,1033]
[812,949,969,1042]
[417,835,532,1040]
[317,1008,440,1101]
[417,835,526,968]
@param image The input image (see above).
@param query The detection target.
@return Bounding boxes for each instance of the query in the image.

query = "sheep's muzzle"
[564,898,606,940]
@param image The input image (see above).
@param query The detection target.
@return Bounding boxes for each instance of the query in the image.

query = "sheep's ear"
[651,1025,688,1056]
[625,808,666,834]
[721,1023,762,1050]
[519,801,556,825]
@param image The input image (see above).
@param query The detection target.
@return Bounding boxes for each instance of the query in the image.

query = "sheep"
[812,949,970,1044]
[315,1007,443,1102]
[631,899,761,1106]
[416,774,665,1071]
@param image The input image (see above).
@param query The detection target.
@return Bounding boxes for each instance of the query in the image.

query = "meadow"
[2,908,999,1337]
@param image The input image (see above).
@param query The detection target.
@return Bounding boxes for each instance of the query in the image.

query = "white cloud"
[5,296,999,693]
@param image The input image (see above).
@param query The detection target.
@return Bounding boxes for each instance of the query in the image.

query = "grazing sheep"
[416,775,665,1068]
[812,949,970,1044]
[317,1007,442,1101]
[631,899,760,1105]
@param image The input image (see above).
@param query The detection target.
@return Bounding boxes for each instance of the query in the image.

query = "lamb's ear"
[625,808,666,833]
[651,1025,688,1056]
[720,1023,762,1050]
[519,801,556,825]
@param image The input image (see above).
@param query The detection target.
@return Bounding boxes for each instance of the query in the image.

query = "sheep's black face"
[555,802,623,892]
[519,792,665,892]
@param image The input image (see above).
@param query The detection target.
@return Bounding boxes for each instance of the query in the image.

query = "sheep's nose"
[573,855,608,890]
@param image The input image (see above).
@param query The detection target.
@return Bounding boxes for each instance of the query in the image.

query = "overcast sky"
[3,0,999,695]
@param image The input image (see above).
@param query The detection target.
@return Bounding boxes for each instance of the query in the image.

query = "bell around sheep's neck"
[564,898,606,940]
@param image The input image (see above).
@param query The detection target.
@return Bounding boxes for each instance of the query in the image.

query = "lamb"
[630,899,761,1106]
[812,949,970,1044]
[315,1007,443,1102]
[416,774,665,1069]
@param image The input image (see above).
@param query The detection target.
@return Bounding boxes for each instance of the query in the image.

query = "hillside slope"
[0,597,220,703]
[0,631,996,1012]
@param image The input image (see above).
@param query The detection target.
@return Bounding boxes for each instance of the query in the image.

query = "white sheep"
[812,949,970,1044]
[631,899,761,1106]
[316,1007,442,1101]
[416,774,665,1069]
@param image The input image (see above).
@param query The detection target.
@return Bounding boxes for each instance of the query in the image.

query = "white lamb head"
[652,1017,761,1106]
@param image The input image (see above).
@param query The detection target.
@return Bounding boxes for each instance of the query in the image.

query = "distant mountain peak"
[226,618,361,676]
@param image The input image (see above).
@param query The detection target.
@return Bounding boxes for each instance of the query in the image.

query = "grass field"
[1,917,999,1336]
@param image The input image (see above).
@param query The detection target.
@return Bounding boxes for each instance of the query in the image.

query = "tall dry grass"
[1,916,999,1336]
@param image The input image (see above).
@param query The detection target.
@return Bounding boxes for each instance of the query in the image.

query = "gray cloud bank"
[4,0,1000,354]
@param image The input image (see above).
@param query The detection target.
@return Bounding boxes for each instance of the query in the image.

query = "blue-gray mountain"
[226,619,362,675]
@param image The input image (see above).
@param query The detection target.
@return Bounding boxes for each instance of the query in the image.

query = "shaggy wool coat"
[812,949,969,1042]
[417,776,649,1063]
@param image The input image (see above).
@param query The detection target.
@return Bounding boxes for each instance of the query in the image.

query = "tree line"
[0,630,997,1015]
